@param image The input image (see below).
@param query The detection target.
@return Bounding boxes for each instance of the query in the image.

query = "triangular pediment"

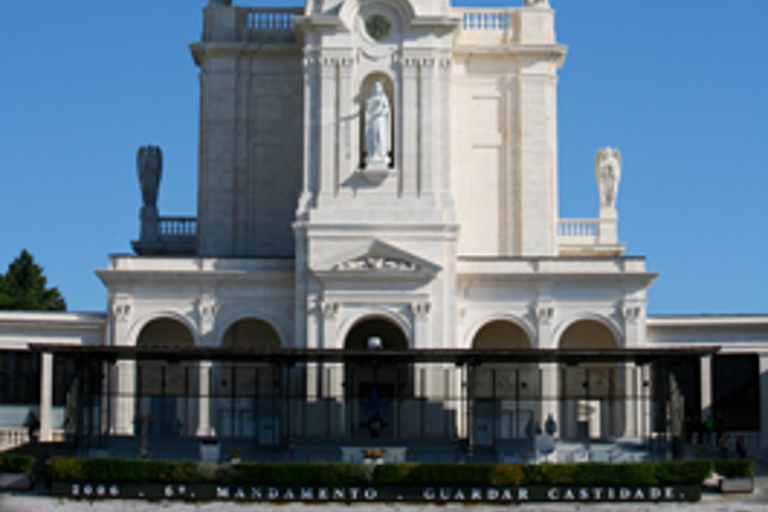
[314,239,441,279]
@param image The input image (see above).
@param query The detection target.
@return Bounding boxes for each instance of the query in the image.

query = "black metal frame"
[30,344,719,461]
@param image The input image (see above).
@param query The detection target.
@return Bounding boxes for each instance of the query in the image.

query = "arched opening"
[135,318,195,438]
[221,319,281,349]
[471,320,536,451]
[137,318,194,347]
[558,319,623,440]
[345,318,407,350]
[344,317,409,439]
[216,318,282,442]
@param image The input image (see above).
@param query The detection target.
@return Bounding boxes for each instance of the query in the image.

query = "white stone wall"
[98,257,296,348]
[451,6,564,258]
[193,46,304,258]
[458,257,656,349]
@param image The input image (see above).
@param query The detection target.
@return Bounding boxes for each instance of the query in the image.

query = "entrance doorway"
[344,318,409,439]
[558,320,623,440]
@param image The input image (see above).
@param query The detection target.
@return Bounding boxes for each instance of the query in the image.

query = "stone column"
[700,355,713,416]
[197,361,213,436]
[114,360,136,435]
[38,352,53,442]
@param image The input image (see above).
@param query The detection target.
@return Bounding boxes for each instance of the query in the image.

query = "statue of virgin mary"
[365,81,391,169]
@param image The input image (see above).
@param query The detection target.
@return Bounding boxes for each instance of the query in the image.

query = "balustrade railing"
[461,10,511,31]
[455,9,517,46]
[237,7,303,42]
[558,219,600,239]
[158,217,197,239]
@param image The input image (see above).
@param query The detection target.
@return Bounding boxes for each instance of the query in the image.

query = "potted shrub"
[716,459,755,493]
[363,448,385,464]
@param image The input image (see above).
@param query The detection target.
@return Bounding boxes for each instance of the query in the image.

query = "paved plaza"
[1,495,767,512]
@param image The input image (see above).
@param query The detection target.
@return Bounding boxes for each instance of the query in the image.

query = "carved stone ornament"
[198,301,218,322]
[333,257,418,272]
[137,145,163,209]
[322,302,340,319]
[623,306,642,324]
[596,147,622,210]
[536,307,554,325]
[410,302,431,318]
[112,301,132,322]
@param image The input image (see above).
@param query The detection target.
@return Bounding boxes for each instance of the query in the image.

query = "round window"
[365,14,392,41]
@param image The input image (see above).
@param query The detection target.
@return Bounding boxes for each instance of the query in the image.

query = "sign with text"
[54,482,701,503]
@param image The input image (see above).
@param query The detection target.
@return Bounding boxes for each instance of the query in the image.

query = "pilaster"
[516,56,559,256]
[337,57,354,194]
[418,58,436,196]
[536,298,557,434]
[411,301,431,349]
[319,56,338,196]
[198,60,239,256]
[401,57,419,196]
[110,296,132,346]
[197,294,219,346]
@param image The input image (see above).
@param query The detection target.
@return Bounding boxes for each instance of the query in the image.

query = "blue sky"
[0,0,766,315]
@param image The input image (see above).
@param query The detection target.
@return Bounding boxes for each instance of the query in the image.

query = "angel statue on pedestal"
[137,146,163,210]
[596,147,621,210]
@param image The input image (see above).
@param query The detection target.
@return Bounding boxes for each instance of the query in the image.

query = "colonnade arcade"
[30,314,715,461]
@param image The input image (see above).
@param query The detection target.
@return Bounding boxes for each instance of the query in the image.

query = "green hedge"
[51,458,212,484]
[51,458,714,487]
[715,459,755,479]
[0,455,36,475]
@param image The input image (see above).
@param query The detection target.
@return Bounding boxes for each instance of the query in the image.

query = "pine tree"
[0,250,66,311]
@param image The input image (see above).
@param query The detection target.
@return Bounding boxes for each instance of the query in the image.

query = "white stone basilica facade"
[1,0,766,460]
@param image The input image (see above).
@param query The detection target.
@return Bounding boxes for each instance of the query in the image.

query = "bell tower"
[293,0,461,350]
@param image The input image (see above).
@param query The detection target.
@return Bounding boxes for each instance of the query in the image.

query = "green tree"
[0,250,66,311]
